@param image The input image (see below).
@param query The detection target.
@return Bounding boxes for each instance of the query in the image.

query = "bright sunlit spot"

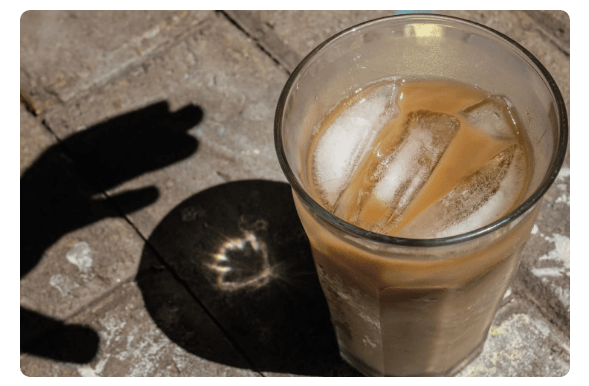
[204,221,318,294]
[208,231,274,291]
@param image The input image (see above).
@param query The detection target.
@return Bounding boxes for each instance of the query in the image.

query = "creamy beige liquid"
[295,78,536,376]
[305,78,532,238]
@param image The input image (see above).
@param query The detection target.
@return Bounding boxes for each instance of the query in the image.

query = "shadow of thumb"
[21,308,100,364]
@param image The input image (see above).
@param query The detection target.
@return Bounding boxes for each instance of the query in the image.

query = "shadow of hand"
[62,102,202,191]
[21,101,202,363]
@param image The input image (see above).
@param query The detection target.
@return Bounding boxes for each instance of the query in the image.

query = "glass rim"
[274,13,568,248]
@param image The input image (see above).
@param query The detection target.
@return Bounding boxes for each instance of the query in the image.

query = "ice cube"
[312,81,400,209]
[335,110,459,233]
[461,95,519,140]
[396,144,527,239]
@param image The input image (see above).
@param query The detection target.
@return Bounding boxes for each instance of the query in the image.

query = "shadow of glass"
[21,101,202,364]
[137,180,362,376]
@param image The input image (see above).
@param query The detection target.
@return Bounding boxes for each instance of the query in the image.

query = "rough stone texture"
[20,102,149,353]
[20,10,211,113]
[224,10,395,72]
[21,250,259,377]
[523,11,570,55]
[20,103,55,175]
[514,164,570,335]
[457,295,569,377]
[43,13,288,239]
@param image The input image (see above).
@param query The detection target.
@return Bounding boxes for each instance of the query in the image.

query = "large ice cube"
[396,144,527,239]
[335,110,459,233]
[312,81,400,209]
[461,95,520,140]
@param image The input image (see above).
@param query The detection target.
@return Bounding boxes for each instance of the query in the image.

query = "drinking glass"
[274,14,568,376]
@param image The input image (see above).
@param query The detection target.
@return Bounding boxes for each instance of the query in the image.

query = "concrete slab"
[21,105,146,351]
[523,11,570,55]
[20,10,211,113]
[457,294,569,377]
[21,250,259,377]
[43,13,289,239]
[224,10,395,72]
[20,104,55,175]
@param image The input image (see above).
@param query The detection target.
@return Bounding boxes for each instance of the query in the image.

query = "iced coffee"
[307,78,531,239]
[294,78,535,375]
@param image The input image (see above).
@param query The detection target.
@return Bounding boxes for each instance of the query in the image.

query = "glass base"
[339,338,487,377]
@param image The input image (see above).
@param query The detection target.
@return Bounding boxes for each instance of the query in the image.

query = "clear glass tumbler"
[274,14,568,376]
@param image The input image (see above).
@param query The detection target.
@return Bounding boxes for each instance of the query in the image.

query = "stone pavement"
[20,11,570,376]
